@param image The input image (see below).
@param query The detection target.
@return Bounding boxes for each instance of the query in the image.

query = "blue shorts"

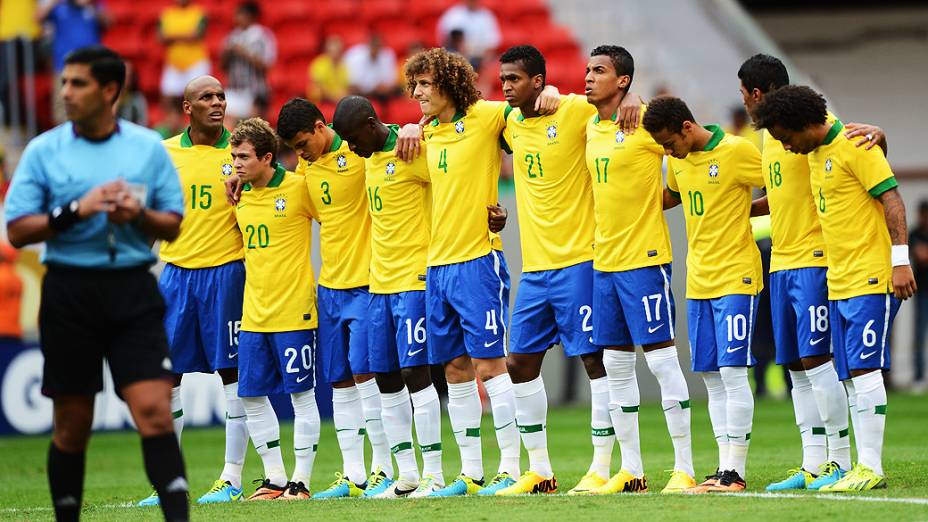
[368,291,429,373]
[593,264,676,347]
[238,329,316,397]
[427,250,510,364]
[317,285,370,383]
[688,294,759,372]
[770,268,831,365]
[831,293,900,381]
[159,261,245,374]
[510,261,599,358]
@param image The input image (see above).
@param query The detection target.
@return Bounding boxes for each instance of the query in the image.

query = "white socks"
[851,371,887,476]
[645,347,693,477]
[411,385,444,484]
[241,395,288,487]
[719,366,753,477]
[221,382,248,489]
[356,378,392,478]
[844,380,863,460]
[380,387,419,482]
[513,376,552,478]
[484,374,520,477]
[170,386,184,444]
[447,379,484,480]
[603,350,643,477]
[332,386,367,485]
[702,371,729,472]
[805,362,852,470]
[589,376,614,478]
[789,370,827,472]
[290,389,320,486]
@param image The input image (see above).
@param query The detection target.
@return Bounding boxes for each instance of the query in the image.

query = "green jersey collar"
[180,127,231,148]
[381,124,400,152]
[431,110,466,127]
[242,162,286,191]
[703,124,725,151]
[329,130,343,153]
[822,119,845,145]
[593,112,617,124]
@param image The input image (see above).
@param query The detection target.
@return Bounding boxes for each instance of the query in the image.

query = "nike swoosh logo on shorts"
[647,324,664,334]
[296,375,309,383]
[860,351,877,360]
[228,352,238,359]
[810,337,825,346]
[407,348,424,357]
[726,345,744,353]
[484,340,500,348]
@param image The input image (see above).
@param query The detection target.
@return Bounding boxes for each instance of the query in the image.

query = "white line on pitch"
[721,492,928,505]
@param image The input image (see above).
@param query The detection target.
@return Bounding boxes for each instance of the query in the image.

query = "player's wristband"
[891,244,910,267]
[48,199,81,232]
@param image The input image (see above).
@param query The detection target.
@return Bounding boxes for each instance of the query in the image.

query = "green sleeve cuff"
[503,104,513,122]
[667,188,680,200]
[499,134,512,154]
[869,176,898,198]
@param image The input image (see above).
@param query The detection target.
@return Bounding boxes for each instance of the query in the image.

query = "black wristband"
[48,200,81,232]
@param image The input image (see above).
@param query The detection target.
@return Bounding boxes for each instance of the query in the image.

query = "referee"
[4,47,189,522]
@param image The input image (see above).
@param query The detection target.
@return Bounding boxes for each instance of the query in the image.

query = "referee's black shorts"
[39,264,173,398]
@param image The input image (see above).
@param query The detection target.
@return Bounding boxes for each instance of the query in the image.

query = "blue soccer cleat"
[808,461,847,490]
[197,480,244,503]
[766,468,815,491]
[362,468,395,498]
[477,472,515,495]
[313,473,366,499]
[430,474,484,497]
[137,490,159,507]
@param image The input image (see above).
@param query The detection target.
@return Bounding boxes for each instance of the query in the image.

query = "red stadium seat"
[275,25,321,62]
[385,97,423,125]
[380,25,424,54]
[360,0,404,25]
[325,22,368,48]
[264,1,314,28]
[313,1,358,25]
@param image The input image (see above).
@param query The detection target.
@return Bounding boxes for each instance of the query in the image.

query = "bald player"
[142,76,249,505]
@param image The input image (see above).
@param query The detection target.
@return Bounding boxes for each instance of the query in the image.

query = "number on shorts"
[807,305,828,333]
[485,310,499,335]
[641,294,663,322]
[862,320,877,348]
[726,314,747,342]
[227,320,241,346]
[579,305,592,332]
[406,317,426,345]
[285,344,313,374]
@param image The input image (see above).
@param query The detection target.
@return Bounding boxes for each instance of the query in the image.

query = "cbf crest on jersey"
[708,159,720,184]
[336,154,348,169]
[274,196,287,217]
[546,124,557,140]
[615,130,625,143]
[386,161,396,177]
[825,158,833,173]
[454,120,465,134]
[221,163,233,176]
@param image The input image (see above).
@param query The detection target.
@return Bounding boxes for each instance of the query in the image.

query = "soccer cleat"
[136,490,159,507]
[705,469,746,492]
[819,463,886,492]
[661,470,697,494]
[362,468,395,498]
[408,475,444,498]
[312,473,366,499]
[197,480,244,503]
[589,470,648,494]
[496,471,558,496]
[684,470,721,494]
[429,474,484,497]
[567,471,608,495]
[246,478,288,501]
[374,478,420,499]
[477,472,516,496]
[766,468,815,491]
[280,481,310,500]
[808,461,847,490]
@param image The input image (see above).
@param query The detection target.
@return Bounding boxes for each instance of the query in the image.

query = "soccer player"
[5,46,189,521]
[229,118,321,501]
[275,99,393,497]
[330,95,445,498]
[492,45,645,496]
[395,47,558,496]
[643,96,765,493]
[736,55,856,491]
[753,85,916,491]
[582,46,695,494]
[137,76,250,506]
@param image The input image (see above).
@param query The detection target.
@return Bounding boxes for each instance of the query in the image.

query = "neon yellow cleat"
[590,469,648,494]
[496,471,558,496]
[820,464,886,492]
[567,471,608,495]
[661,470,697,494]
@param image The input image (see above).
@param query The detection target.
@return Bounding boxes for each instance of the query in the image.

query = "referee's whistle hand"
[108,191,142,225]
[225,175,243,205]
[77,180,123,219]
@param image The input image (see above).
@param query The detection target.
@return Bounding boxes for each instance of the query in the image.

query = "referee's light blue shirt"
[4,120,185,269]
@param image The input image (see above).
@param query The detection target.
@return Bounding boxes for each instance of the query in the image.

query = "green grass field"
[2,393,927,521]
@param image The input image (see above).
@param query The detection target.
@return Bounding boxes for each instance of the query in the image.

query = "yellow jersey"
[234,165,317,332]
[666,126,764,299]
[424,99,508,266]
[297,134,371,289]
[366,125,431,293]
[808,120,896,300]
[159,5,208,70]
[503,94,595,272]
[159,128,243,269]
[586,105,672,272]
